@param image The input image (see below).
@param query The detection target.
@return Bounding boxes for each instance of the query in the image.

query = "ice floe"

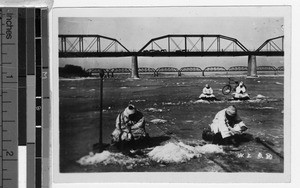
[162,102,180,105]
[150,119,167,124]
[60,77,98,81]
[260,107,276,109]
[256,94,267,99]
[191,100,225,104]
[145,108,163,112]
[130,99,146,103]
[193,99,210,104]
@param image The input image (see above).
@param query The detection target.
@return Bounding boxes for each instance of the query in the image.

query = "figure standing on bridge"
[199,84,217,101]
[233,81,250,100]
[202,105,248,147]
[110,104,149,153]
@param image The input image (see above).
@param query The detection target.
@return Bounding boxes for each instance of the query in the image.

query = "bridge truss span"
[138,34,250,56]
[255,36,284,56]
[59,34,130,57]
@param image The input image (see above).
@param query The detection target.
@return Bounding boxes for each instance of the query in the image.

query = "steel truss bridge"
[59,34,284,57]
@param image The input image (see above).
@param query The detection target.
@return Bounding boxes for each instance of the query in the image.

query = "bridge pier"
[131,56,139,79]
[247,55,257,77]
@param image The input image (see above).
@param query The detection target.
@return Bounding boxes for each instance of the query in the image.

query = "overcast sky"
[59,17,284,69]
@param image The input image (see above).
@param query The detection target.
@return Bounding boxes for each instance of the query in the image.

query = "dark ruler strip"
[41,8,49,188]
[18,8,27,146]
[35,8,42,188]
[36,127,41,158]
[35,9,41,38]
[26,8,35,75]
[36,39,42,96]
[36,158,41,188]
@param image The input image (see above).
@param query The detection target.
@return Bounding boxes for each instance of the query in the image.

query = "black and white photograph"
[53,5,290,183]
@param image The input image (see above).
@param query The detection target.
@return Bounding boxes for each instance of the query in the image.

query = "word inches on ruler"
[5,12,14,40]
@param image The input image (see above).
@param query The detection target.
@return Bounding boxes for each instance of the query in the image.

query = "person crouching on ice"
[111,104,148,153]
[233,81,250,100]
[199,84,216,101]
[205,105,248,147]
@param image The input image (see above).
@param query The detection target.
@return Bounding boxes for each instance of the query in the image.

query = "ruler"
[0,8,19,188]
[0,7,49,188]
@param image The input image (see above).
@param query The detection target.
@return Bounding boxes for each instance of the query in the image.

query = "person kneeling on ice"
[111,104,149,152]
[203,105,248,147]
[233,81,250,100]
[199,84,216,101]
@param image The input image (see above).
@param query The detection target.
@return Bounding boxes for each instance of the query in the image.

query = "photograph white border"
[50,4,292,185]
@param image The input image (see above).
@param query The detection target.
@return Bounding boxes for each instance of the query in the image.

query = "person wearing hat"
[111,104,148,151]
[205,105,248,146]
[233,81,250,100]
[199,84,216,101]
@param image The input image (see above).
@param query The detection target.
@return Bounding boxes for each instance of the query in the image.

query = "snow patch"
[70,87,76,89]
[130,99,146,102]
[275,82,283,85]
[213,101,225,103]
[60,77,98,81]
[162,102,180,105]
[194,144,224,154]
[260,107,276,109]
[145,108,163,112]
[120,87,127,89]
[247,99,263,103]
[256,94,267,99]
[148,142,224,163]
[77,151,148,166]
[150,119,167,124]
[185,120,193,123]
[191,99,225,104]
[193,99,210,104]
[78,143,224,165]
[229,99,263,103]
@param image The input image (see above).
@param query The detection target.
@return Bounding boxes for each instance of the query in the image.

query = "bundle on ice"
[77,151,148,166]
[148,142,224,163]
[148,142,196,163]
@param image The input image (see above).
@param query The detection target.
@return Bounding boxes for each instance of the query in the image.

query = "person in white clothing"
[110,104,149,153]
[204,105,248,146]
[233,81,250,100]
[199,84,216,100]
